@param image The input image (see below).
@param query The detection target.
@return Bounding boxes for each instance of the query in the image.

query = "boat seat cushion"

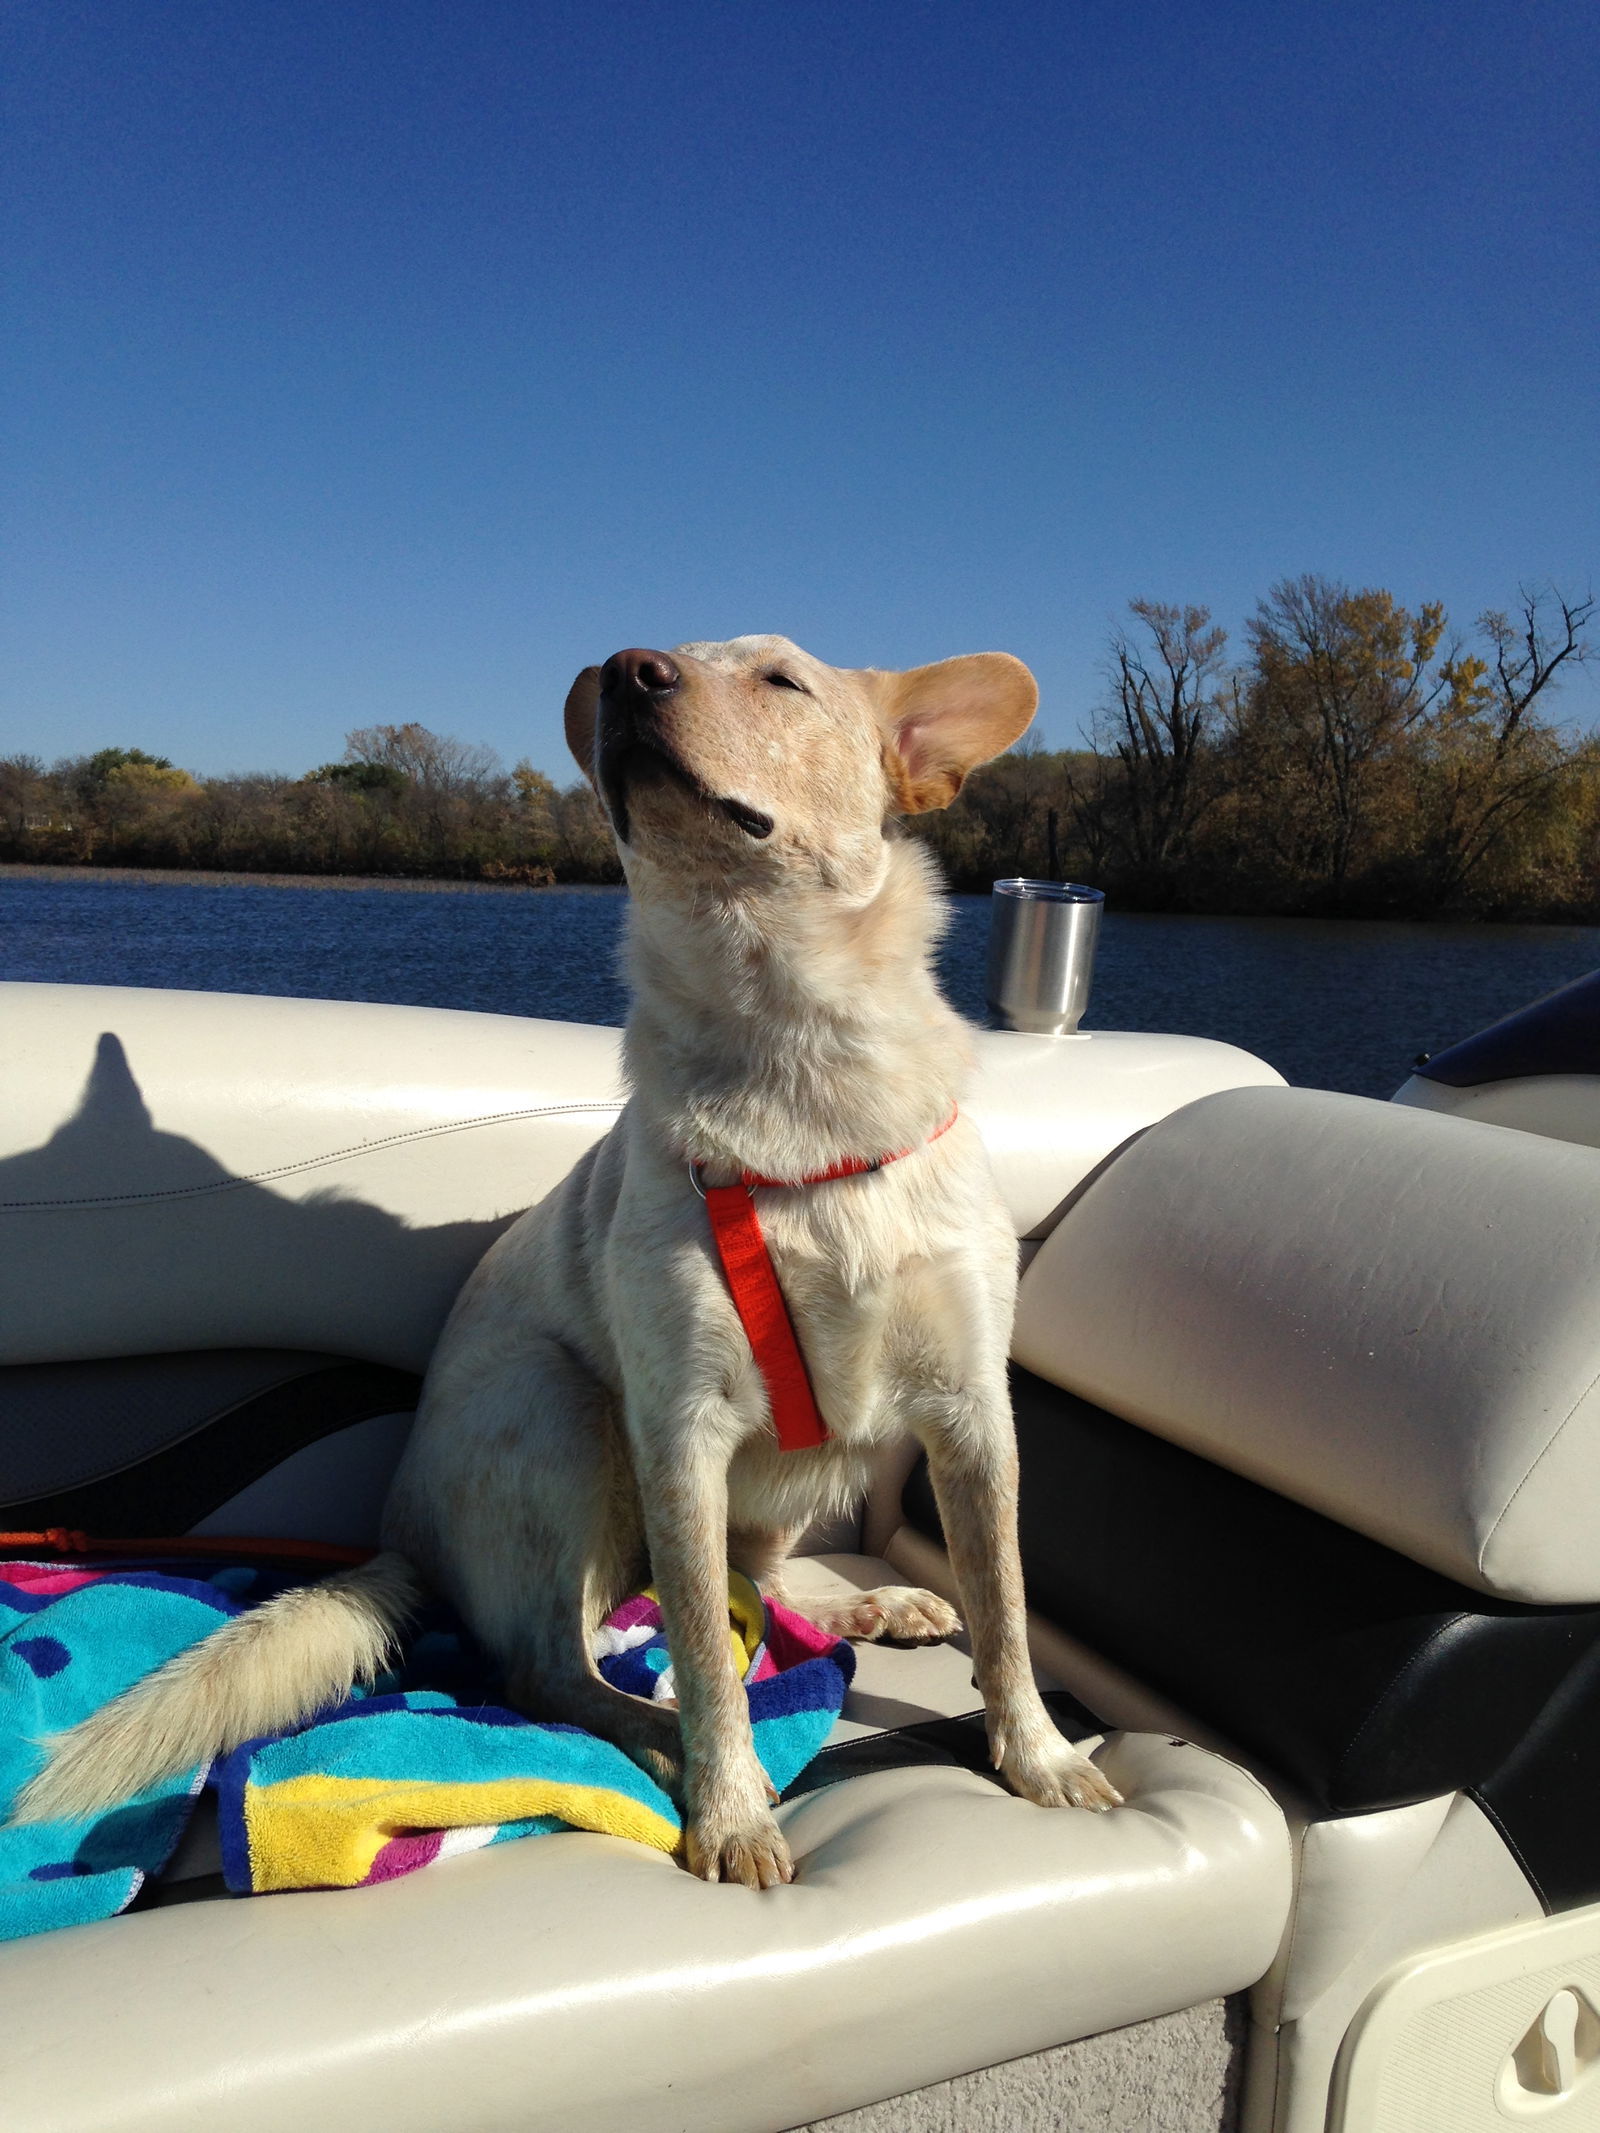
[1014,1085,1600,1605]
[2,1554,1290,2133]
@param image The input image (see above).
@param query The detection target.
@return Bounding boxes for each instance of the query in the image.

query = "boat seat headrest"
[1014,1085,1600,1605]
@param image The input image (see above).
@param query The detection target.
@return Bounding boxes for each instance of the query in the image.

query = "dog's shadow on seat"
[842,1688,975,1730]
[0,1030,516,1372]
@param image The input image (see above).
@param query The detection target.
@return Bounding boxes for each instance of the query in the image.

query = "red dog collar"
[693,1109,958,1452]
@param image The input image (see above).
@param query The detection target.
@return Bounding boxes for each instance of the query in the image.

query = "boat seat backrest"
[0,981,1281,1372]
[1013,1084,1600,1605]
[0,985,629,1374]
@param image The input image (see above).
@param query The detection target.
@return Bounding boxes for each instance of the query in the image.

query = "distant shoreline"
[0,863,623,895]
[6,862,1599,933]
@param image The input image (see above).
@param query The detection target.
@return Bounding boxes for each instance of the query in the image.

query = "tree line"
[2,577,1594,920]
[920,579,1597,919]
[0,724,618,885]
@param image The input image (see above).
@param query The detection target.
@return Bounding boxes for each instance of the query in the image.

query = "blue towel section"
[749,1661,857,1795]
[1,1557,855,1939]
[0,1563,243,1939]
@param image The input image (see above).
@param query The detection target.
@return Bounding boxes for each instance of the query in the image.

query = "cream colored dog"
[17,636,1119,1887]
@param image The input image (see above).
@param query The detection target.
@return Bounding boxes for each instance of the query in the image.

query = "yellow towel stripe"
[643,1570,765,1677]
[244,1773,680,1891]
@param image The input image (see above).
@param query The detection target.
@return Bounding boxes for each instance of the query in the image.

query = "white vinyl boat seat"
[874,1077,1600,2133]
[1013,1085,1600,1607]
[16,990,1600,2132]
[902,1371,1600,1912]
[0,985,1295,2133]
[897,1083,1600,1923]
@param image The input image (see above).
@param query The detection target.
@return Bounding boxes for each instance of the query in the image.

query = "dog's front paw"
[684,1802,795,1889]
[806,1585,962,1644]
[999,1733,1122,1813]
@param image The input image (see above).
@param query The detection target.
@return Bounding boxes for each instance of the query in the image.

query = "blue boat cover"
[1416,968,1600,1087]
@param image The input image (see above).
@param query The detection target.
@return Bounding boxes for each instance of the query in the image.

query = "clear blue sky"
[5,0,1596,779]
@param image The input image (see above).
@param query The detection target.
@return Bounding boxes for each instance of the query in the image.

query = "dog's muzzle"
[595,648,774,844]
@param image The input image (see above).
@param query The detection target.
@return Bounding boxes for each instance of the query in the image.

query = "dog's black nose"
[601,648,681,700]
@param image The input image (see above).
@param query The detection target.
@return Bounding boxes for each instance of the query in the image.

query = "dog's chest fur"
[717,1162,1011,1530]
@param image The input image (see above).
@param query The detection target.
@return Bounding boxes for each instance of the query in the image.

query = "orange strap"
[696,1106,958,1454]
[701,1184,832,1453]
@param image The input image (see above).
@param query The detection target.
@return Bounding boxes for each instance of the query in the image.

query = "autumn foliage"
[915,582,1597,919]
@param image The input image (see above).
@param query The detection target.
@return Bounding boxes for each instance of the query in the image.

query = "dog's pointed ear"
[563,667,602,786]
[867,653,1038,814]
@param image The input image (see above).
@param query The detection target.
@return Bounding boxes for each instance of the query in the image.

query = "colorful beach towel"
[0,1554,853,1941]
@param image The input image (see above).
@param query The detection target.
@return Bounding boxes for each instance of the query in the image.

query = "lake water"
[2,870,1597,1098]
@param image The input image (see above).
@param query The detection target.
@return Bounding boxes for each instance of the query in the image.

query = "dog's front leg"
[921,1389,1121,1813]
[631,1412,795,1889]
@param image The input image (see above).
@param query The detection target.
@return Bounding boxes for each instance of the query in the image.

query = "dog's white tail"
[9,1551,423,1825]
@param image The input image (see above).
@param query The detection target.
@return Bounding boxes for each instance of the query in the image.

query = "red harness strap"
[695,1108,958,1453]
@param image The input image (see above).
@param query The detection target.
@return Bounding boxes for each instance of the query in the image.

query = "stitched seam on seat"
[1477,1357,1600,1583]
[1332,1614,1469,1798]
[0,1100,624,1212]
[1272,1823,1314,2015]
[1466,1786,1551,1913]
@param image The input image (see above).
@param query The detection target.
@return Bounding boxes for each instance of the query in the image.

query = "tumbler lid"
[992,878,1104,904]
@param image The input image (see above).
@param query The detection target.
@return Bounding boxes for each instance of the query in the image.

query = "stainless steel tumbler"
[985,879,1104,1034]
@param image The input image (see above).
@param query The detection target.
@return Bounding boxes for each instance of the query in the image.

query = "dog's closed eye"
[764,671,807,692]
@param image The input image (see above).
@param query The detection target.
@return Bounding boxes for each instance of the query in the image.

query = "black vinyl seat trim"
[1,1358,422,1535]
[903,1365,1600,1912]
[0,1350,355,1505]
[1416,967,1600,1087]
